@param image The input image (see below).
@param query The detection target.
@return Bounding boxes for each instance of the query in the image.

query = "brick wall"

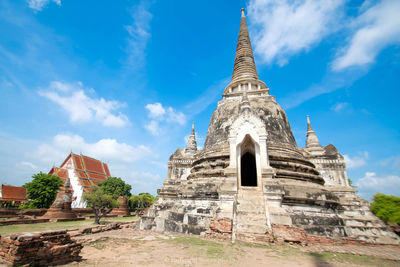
[0,230,82,266]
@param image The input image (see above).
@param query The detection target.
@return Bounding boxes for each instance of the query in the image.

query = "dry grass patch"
[0,216,138,236]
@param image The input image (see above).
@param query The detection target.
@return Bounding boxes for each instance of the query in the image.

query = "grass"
[308,251,400,266]
[169,236,229,258]
[166,236,399,266]
[86,237,110,250]
[86,238,141,251]
[0,216,138,236]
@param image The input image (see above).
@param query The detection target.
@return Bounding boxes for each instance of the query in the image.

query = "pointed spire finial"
[231,8,259,83]
[223,9,269,97]
[306,115,321,148]
[307,115,313,131]
[185,123,197,155]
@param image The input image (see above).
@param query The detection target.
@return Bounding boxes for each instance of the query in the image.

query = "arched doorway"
[240,135,257,187]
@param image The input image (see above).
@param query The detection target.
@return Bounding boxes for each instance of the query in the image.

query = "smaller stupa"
[110,196,130,217]
[42,178,81,221]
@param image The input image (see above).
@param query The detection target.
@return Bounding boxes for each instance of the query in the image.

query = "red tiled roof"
[80,179,91,187]
[103,163,111,177]
[82,156,104,174]
[76,171,87,179]
[73,154,84,171]
[1,185,27,202]
[90,180,100,186]
[55,168,69,181]
[48,153,112,193]
[87,172,107,182]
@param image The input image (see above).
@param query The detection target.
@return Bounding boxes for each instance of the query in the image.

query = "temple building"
[48,153,112,208]
[140,9,399,244]
[0,184,27,207]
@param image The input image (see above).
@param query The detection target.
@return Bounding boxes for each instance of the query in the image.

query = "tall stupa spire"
[231,8,259,83]
[185,122,197,154]
[223,9,268,97]
[306,115,321,148]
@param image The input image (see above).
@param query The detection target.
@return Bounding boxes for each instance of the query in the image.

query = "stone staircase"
[233,189,269,241]
[339,195,400,244]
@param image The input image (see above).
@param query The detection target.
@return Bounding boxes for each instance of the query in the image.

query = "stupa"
[140,9,399,244]
[42,178,80,221]
[110,196,130,217]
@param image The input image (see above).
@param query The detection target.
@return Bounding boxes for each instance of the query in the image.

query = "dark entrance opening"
[241,152,257,186]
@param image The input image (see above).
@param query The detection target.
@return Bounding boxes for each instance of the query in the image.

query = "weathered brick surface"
[272,223,308,244]
[0,230,82,266]
[209,217,232,234]
[110,196,130,217]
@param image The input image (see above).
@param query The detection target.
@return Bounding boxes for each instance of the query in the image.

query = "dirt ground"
[67,228,400,267]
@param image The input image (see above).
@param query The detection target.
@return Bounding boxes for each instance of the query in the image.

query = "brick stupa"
[42,178,81,221]
[110,196,130,217]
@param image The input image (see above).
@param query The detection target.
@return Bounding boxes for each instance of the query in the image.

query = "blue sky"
[0,0,399,200]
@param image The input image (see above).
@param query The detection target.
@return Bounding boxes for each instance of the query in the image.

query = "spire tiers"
[223,9,268,98]
[185,123,197,155]
[306,115,321,148]
[231,8,258,83]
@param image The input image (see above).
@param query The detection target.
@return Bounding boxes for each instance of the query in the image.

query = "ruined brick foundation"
[0,230,82,266]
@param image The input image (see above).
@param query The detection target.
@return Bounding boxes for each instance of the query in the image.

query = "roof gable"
[49,153,112,193]
[0,185,27,201]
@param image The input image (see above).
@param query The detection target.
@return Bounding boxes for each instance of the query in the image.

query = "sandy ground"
[65,228,400,267]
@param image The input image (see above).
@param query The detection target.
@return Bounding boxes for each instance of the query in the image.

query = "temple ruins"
[140,9,400,245]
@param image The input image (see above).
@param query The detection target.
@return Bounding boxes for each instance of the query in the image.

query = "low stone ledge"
[0,230,82,266]
[271,223,400,246]
[68,222,136,237]
[0,218,50,226]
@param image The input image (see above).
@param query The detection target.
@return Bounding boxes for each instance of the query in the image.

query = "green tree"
[98,177,132,199]
[129,193,157,210]
[370,193,400,225]
[83,186,120,224]
[23,172,63,208]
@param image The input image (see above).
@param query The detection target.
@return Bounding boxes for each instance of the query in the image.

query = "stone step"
[348,234,400,244]
[236,217,267,226]
[236,224,268,234]
[236,210,265,216]
[234,191,268,235]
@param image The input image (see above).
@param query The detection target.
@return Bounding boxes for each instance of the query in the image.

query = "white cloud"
[35,133,151,164]
[144,102,186,136]
[125,1,153,69]
[380,155,400,171]
[333,0,400,70]
[30,133,157,194]
[356,172,400,200]
[344,151,369,169]
[331,102,350,113]
[166,107,186,125]
[130,171,162,182]
[28,0,61,11]
[144,120,160,136]
[18,161,38,170]
[247,0,344,66]
[145,103,165,118]
[39,81,129,127]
